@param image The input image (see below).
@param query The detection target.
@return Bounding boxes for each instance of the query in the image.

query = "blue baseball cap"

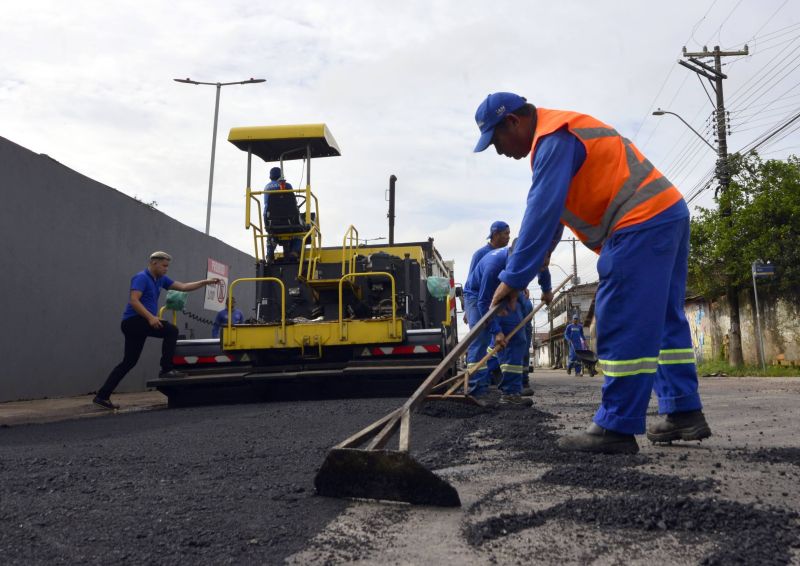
[487,220,509,239]
[473,92,528,152]
[269,166,282,181]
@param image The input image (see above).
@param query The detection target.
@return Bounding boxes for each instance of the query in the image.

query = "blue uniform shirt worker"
[473,91,711,454]
[463,221,510,327]
[465,245,549,406]
[93,251,220,410]
[212,297,245,338]
[263,166,302,259]
[564,314,587,376]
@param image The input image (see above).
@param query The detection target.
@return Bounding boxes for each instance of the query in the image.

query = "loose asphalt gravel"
[0,395,459,565]
[3,371,800,565]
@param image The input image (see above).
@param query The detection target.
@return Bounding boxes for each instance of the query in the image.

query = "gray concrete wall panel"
[0,136,256,401]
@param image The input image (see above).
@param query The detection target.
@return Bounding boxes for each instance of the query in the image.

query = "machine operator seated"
[263,166,304,261]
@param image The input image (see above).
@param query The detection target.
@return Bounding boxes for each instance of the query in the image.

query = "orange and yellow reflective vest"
[531,109,683,252]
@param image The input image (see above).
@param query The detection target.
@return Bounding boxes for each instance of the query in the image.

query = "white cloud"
[3,0,799,298]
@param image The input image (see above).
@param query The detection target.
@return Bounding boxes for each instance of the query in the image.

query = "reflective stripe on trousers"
[592,217,703,435]
[600,349,696,376]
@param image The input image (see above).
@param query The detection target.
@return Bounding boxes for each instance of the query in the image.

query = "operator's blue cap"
[473,92,527,152]
[572,314,579,320]
[269,166,282,181]
[487,220,509,239]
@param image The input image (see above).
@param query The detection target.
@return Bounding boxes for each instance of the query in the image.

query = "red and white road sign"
[204,258,230,312]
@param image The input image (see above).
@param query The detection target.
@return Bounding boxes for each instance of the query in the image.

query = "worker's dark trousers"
[97,316,179,399]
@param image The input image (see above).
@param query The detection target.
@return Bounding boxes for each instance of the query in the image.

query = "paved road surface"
[2,371,799,564]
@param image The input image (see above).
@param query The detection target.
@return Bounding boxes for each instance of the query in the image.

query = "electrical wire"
[707,0,745,46]
[726,0,790,49]
[728,41,800,111]
[633,0,720,144]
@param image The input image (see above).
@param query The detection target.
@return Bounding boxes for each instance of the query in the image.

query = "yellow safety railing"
[158,305,178,326]
[341,225,360,276]
[298,225,322,282]
[227,277,287,345]
[338,272,397,340]
[245,185,322,263]
[245,186,268,261]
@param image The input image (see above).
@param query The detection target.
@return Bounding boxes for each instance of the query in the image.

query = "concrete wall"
[685,290,800,365]
[0,136,256,401]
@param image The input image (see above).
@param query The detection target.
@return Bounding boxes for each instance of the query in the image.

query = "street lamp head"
[247,78,267,84]
[652,109,666,116]
[173,78,197,84]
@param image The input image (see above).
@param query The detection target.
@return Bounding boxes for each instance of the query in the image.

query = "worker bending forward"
[467,245,549,406]
[473,92,711,453]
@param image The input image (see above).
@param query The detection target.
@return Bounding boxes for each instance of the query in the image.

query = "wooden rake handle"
[336,274,574,453]
[463,274,575,379]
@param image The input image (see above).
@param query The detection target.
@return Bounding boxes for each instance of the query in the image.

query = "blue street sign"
[752,263,776,277]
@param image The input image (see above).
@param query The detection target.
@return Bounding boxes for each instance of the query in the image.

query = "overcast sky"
[3,0,799,332]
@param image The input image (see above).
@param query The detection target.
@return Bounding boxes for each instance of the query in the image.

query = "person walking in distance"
[564,313,587,376]
[93,251,220,410]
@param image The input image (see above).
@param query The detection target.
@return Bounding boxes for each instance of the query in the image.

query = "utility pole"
[571,237,578,284]
[679,44,748,366]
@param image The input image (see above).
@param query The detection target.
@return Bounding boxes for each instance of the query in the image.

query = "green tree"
[689,152,800,298]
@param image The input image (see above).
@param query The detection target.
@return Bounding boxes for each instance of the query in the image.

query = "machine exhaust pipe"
[388,174,397,245]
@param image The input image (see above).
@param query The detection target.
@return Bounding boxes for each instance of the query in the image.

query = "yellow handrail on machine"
[226,277,287,345]
[245,186,268,261]
[341,225,360,276]
[158,305,178,326]
[298,225,322,281]
[338,272,397,341]
[246,186,322,263]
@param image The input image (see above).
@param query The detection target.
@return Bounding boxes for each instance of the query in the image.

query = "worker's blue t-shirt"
[122,270,174,320]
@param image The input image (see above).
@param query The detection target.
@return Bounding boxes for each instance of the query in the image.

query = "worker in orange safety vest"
[473,92,712,454]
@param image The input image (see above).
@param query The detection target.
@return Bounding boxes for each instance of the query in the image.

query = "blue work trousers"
[491,317,527,395]
[466,326,492,396]
[567,341,583,374]
[594,217,702,435]
[466,296,499,374]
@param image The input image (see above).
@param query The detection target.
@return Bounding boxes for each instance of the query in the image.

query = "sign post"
[751,262,775,371]
[204,258,230,312]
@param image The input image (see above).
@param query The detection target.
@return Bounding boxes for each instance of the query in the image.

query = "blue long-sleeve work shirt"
[499,128,585,290]
[463,243,497,301]
[499,127,689,290]
[564,322,586,348]
[263,179,294,219]
[474,248,548,334]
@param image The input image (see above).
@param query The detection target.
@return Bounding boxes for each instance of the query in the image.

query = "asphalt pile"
[465,496,799,565]
[415,393,800,565]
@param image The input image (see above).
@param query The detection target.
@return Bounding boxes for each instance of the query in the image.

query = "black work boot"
[557,422,639,455]
[647,410,712,444]
[93,396,119,410]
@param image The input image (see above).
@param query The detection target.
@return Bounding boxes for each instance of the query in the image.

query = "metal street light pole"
[174,77,266,235]
[652,109,716,152]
